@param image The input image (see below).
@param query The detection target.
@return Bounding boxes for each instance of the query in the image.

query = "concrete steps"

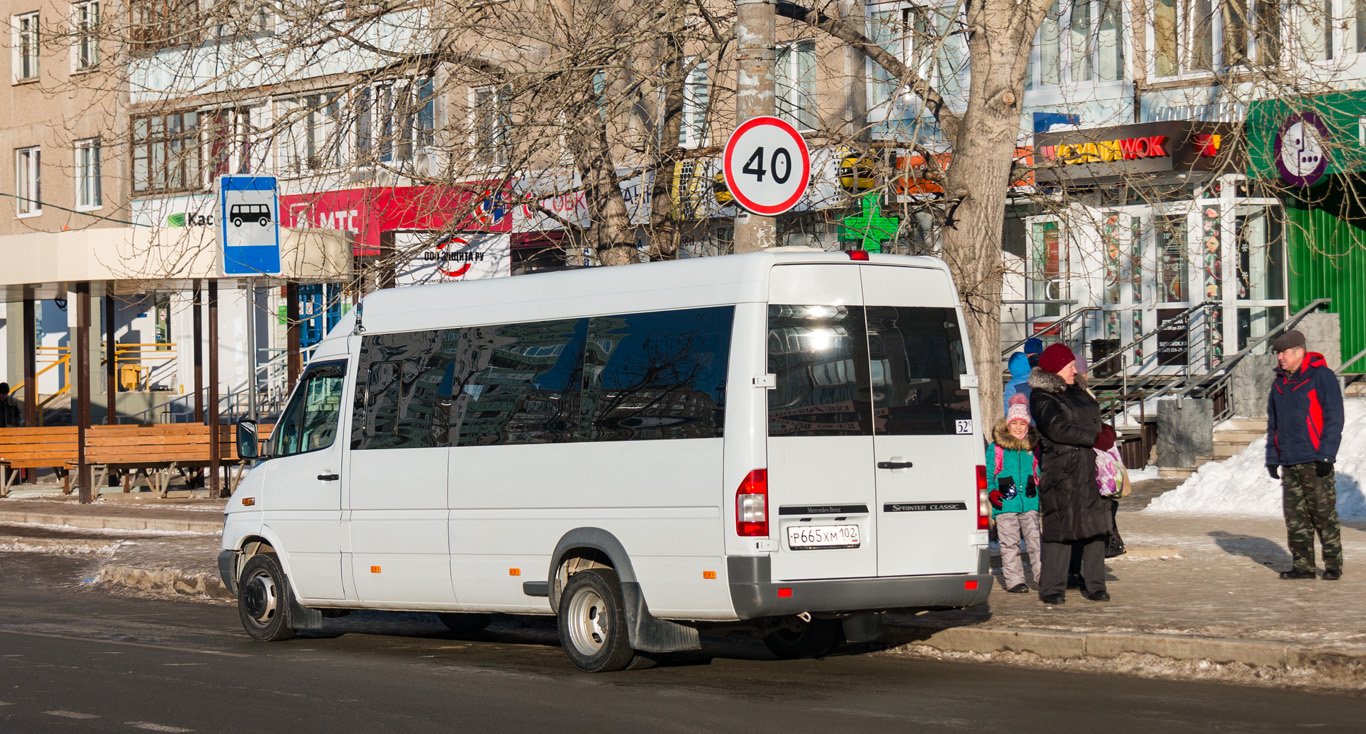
[1160,417,1267,480]
[1347,380,1366,398]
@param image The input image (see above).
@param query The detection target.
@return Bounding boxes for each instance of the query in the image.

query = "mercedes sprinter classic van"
[220,249,991,672]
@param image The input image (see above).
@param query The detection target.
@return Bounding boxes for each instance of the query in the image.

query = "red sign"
[280,185,512,256]
[895,147,1035,196]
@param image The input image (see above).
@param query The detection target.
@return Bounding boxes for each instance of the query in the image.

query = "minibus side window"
[351,329,451,450]
[455,319,587,446]
[767,305,874,437]
[583,306,733,441]
[273,362,346,457]
[864,306,972,435]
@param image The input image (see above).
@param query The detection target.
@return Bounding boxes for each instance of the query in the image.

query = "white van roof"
[343,251,951,337]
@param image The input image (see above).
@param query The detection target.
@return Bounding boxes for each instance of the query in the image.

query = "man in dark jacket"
[1029,343,1112,604]
[1266,330,1344,581]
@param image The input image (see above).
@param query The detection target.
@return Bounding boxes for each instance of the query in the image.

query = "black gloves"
[1316,461,1334,477]
[1267,465,1279,479]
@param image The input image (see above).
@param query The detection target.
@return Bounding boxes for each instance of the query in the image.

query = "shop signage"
[894,148,1034,199]
[396,232,511,285]
[281,185,512,256]
[1034,122,1237,182]
[1156,308,1189,366]
[1273,112,1330,187]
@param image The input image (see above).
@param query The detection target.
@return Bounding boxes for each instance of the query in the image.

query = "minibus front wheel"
[238,553,296,642]
[557,568,641,673]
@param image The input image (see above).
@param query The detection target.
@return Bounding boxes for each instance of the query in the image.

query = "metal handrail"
[1342,346,1366,374]
[117,348,304,425]
[1001,307,1102,358]
[1100,298,1332,423]
[1088,301,1219,378]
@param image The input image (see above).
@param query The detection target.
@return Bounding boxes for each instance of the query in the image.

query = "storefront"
[1023,121,1287,375]
[1246,93,1366,374]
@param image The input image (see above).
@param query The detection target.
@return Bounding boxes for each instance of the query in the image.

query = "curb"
[0,535,119,554]
[0,511,221,534]
[886,622,1366,676]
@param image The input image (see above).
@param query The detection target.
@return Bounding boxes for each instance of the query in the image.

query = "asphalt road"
[1,552,1363,733]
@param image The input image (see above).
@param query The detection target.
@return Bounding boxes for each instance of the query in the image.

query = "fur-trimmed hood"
[992,419,1038,451]
[1028,366,1069,393]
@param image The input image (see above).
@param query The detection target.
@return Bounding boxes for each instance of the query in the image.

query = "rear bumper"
[727,549,992,619]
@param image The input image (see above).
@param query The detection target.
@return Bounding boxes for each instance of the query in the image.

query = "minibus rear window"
[767,305,875,437]
[865,306,972,436]
[767,305,971,437]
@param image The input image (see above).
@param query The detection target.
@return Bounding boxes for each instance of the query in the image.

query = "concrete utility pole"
[734,0,777,253]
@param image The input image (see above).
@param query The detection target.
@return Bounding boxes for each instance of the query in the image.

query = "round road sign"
[723,116,811,216]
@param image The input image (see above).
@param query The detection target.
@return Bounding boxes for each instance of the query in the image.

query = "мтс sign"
[217,175,282,276]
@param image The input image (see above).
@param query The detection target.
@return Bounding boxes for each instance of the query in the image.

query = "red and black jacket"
[1266,352,1344,466]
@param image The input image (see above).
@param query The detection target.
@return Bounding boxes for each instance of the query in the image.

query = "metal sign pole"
[245,279,258,423]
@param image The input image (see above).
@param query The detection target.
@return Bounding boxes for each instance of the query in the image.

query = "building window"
[679,60,709,149]
[471,85,510,167]
[131,111,200,194]
[73,2,99,70]
[205,107,260,181]
[1296,0,1334,61]
[279,93,342,176]
[776,40,817,131]
[1154,0,1281,76]
[13,12,40,82]
[1032,0,1124,86]
[130,0,201,55]
[15,146,41,216]
[75,138,101,210]
[352,77,436,167]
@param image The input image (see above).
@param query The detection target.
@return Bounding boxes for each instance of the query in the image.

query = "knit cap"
[1039,343,1076,375]
[1006,398,1030,424]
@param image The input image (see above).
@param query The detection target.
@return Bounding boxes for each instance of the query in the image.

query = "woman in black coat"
[1028,343,1112,604]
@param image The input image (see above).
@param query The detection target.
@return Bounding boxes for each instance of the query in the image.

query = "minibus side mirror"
[236,419,261,460]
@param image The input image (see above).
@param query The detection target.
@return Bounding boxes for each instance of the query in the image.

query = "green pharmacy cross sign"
[838,195,899,253]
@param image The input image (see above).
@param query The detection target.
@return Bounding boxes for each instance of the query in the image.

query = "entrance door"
[859,266,980,577]
[263,360,348,600]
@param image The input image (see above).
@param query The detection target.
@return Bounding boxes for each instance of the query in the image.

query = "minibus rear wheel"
[557,568,636,673]
[762,617,842,659]
[238,553,296,642]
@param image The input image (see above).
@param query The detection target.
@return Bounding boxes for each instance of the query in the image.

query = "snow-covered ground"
[1146,398,1366,521]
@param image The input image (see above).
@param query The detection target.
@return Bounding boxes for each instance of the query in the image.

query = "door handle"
[317,473,340,481]
[877,461,914,470]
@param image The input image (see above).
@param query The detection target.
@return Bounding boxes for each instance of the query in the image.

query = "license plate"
[786,524,861,550]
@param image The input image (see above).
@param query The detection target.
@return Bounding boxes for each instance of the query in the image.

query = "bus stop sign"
[217,175,282,276]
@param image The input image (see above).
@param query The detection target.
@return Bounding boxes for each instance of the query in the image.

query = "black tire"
[557,568,637,673]
[762,617,842,659]
[437,612,492,634]
[232,216,243,227]
[237,553,296,642]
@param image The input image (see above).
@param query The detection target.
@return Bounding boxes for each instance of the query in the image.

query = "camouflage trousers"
[1282,463,1343,573]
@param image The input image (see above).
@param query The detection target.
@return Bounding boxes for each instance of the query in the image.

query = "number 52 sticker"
[955,420,973,435]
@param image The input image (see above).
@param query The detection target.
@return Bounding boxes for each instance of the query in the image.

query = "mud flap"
[841,612,884,644]
[621,581,701,653]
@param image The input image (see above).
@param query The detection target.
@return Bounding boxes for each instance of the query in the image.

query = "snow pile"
[1145,398,1366,520]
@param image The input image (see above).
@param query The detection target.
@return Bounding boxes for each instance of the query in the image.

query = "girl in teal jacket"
[987,397,1042,592]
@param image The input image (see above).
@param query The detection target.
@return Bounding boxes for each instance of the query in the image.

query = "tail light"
[736,469,769,537]
[846,250,870,261]
[976,465,989,530]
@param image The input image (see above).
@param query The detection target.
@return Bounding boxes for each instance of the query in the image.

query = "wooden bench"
[0,427,80,497]
[75,423,276,497]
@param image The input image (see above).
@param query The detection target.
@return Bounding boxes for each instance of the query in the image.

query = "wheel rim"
[242,570,278,628]
[566,586,608,656]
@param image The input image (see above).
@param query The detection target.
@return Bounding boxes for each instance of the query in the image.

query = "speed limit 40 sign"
[722,116,811,216]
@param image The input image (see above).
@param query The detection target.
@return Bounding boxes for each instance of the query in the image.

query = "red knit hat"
[1039,343,1076,375]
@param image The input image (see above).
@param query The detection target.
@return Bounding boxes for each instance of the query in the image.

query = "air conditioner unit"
[414,150,443,178]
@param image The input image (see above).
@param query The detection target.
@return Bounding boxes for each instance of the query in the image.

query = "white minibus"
[221,249,991,672]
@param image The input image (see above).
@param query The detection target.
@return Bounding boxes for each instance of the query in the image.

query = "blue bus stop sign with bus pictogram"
[217,175,282,276]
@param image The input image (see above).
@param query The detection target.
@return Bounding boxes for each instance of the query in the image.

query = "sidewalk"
[2,481,1364,687]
